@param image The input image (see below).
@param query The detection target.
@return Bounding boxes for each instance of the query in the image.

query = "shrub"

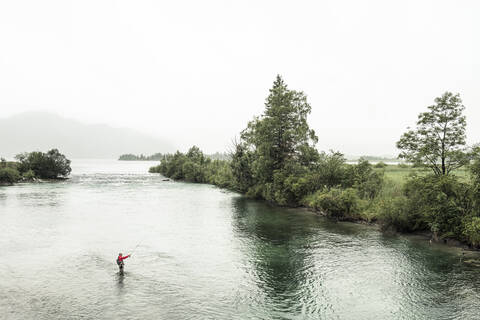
[374,161,387,168]
[306,188,360,220]
[399,175,473,239]
[350,159,384,199]
[463,216,480,247]
[22,169,36,181]
[0,167,21,184]
[309,151,348,190]
[377,197,415,232]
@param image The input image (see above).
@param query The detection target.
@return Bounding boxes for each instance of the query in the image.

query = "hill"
[0,112,174,159]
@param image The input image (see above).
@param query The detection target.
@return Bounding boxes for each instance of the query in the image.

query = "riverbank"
[302,205,480,256]
[150,149,480,251]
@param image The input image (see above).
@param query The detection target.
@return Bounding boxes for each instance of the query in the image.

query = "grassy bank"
[381,165,469,185]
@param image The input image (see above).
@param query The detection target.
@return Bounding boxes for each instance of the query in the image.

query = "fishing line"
[130,236,148,255]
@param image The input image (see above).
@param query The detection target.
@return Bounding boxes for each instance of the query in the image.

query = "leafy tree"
[403,175,473,239]
[230,142,255,193]
[397,92,471,175]
[186,146,206,165]
[352,159,384,199]
[314,151,348,190]
[15,149,71,179]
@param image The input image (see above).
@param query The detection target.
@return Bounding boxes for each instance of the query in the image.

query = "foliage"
[303,188,360,220]
[377,174,474,242]
[231,75,319,204]
[377,197,412,232]
[344,159,384,199]
[462,216,480,247]
[310,151,349,190]
[0,167,21,184]
[22,169,36,181]
[374,161,387,168]
[149,146,234,189]
[15,149,71,179]
[230,142,255,193]
[397,92,471,175]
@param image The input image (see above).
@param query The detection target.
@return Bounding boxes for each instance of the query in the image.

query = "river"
[0,160,479,320]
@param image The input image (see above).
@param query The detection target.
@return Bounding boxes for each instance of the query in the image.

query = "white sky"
[1,0,479,155]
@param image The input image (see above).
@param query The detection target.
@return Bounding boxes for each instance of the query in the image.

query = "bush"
[377,197,416,232]
[0,167,21,184]
[309,151,348,190]
[374,161,387,168]
[305,188,360,220]
[150,147,235,189]
[346,159,384,199]
[22,169,36,181]
[401,175,472,239]
[463,216,480,247]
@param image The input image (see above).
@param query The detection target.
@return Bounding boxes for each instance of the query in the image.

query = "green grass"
[378,164,470,186]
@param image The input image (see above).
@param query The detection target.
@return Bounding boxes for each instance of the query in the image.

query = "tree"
[230,141,255,193]
[397,92,470,175]
[231,75,319,204]
[15,149,71,179]
[239,75,318,184]
[309,151,347,190]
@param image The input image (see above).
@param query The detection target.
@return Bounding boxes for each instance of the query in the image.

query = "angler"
[116,253,131,274]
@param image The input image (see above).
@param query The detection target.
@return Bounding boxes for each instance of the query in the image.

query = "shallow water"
[1,160,479,320]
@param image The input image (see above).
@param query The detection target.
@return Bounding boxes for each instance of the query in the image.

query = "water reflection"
[231,197,480,319]
[231,197,322,316]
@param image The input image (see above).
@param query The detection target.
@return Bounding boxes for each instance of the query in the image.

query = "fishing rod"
[130,236,148,256]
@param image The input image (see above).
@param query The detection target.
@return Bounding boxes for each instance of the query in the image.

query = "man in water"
[116,253,131,274]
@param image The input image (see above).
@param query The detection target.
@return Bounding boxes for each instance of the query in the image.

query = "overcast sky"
[0,0,478,156]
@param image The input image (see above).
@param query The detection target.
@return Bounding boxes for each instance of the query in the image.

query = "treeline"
[149,147,233,188]
[120,152,230,161]
[0,149,71,185]
[150,76,480,248]
[349,155,399,162]
[119,153,164,161]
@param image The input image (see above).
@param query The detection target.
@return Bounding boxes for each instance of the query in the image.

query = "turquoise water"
[0,160,479,319]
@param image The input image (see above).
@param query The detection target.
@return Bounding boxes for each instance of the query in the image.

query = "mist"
[1,0,478,155]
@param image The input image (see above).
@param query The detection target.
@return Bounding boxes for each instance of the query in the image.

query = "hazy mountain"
[0,112,175,159]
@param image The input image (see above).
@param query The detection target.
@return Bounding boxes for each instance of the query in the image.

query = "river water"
[0,160,479,320]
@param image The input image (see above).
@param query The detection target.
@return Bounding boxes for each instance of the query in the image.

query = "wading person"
[116,253,131,274]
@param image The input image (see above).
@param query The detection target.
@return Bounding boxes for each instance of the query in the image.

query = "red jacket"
[117,255,130,262]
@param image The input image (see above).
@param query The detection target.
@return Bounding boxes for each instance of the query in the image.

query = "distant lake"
[0,160,478,319]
